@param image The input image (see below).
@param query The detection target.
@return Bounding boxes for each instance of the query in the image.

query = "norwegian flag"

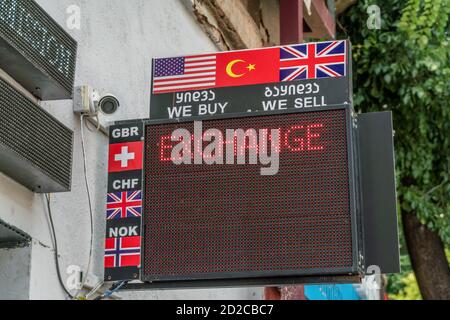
[107,191,142,220]
[104,236,141,268]
[280,40,347,81]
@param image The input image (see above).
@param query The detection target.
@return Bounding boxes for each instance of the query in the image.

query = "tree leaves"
[339,0,450,245]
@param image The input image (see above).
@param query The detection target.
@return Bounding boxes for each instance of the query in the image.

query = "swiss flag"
[108,141,143,173]
[216,48,280,88]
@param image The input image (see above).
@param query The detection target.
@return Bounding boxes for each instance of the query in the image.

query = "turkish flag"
[216,48,280,88]
[108,141,143,173]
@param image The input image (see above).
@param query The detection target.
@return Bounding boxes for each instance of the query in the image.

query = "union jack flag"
[104,236,141,268]
[107,191,142,220]
[280,40,347,82]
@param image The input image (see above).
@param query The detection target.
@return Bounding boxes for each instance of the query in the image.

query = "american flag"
[107,191,142,220]
[104,236,141,268]
[153,54,217,94]
[280,40,346,81]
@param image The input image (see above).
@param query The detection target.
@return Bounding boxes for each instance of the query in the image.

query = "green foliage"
[387,254,421,299]
[339,0,450,244]
[389,272,422,300]
[388,249,450,299]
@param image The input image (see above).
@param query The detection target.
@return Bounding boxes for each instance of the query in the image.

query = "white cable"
[84,114,101,132]
[44,193,74,299]
[85,280,104,299]
[77,114,95,297]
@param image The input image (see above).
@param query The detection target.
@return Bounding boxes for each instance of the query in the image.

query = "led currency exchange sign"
[104,40,399,286]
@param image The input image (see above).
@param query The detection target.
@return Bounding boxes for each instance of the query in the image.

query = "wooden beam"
[191,0,265,50]
[335,0,357,15]
[303,0,336,39]
[280,0,304,45]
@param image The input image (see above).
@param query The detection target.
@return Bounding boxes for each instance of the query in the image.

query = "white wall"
[0,246,31,300]
[0,0,262,300]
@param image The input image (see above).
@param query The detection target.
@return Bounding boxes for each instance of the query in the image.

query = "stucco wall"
[0,246,31,300]
[0,0,262,300]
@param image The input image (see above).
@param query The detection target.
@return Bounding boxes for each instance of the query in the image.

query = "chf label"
[113,178,139,191]
[107,171,142,193]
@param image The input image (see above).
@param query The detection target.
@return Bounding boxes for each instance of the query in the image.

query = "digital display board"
[105,41,400,286]
[0,76,73,192]
[0,0,77,99]
[141,109,355,281]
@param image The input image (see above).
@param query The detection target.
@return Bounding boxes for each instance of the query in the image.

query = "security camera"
[74,86,120,116]
[98,94,120,115]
